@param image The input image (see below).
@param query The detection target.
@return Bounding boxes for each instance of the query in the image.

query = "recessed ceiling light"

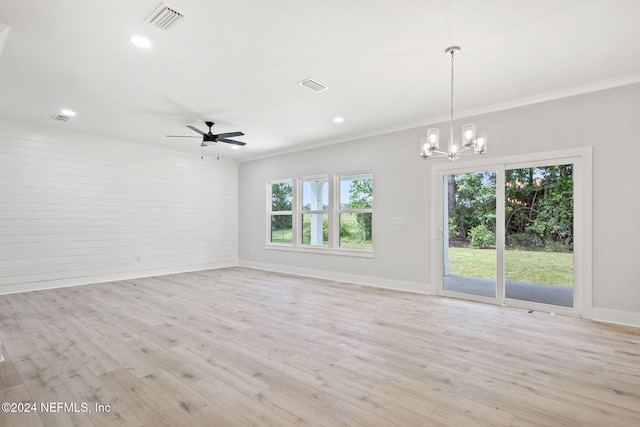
[230,145,241,150]
[60,109,76,117]
[333,117,344,123]
[131,36,151,48]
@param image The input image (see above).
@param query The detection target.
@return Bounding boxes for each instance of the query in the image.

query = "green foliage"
[338,177,373,245]
[270,215,292,243]
[345,178,373,209]
[505,165,573,250]
[302,215,328,245]
[271,182,292,231]
[469,224,496,249]
[448,172,497,240]
[339,213,372,247]
[349,178,373,241]
[448,217,459,239]
[449,166,573,252]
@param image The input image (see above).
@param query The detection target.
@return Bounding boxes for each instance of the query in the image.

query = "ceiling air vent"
[145,3,184,31]
[52,114,71,122]
[298,78,329,93]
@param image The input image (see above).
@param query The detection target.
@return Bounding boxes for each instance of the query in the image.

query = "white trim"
[591,308,640,329]
[265,244,374,258]
[239,260,434,295]
[0,262,237,296]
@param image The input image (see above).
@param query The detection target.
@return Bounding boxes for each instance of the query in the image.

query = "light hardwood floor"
[1,267,639,426]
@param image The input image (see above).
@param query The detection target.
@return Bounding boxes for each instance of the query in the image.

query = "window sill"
[265,244,374,258]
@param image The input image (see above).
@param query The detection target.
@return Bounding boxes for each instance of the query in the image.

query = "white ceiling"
[1,0,639,160]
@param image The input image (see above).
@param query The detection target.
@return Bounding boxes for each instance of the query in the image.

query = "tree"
[271,182,292,230]
[449,172,496,243]
[505,165,573,250]
[347,178,373,242]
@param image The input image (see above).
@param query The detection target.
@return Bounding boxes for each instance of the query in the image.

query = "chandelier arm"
[431,149,449,156]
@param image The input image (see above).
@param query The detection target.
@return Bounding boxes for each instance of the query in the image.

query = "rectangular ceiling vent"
[52,114,71,122]
[145,3,184,31]
[298,78,329,93]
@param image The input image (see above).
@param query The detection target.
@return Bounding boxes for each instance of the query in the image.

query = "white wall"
[0,121,238,294]
[239,83,640,325]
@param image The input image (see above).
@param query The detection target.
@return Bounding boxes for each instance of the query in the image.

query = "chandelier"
[420,46,487,160]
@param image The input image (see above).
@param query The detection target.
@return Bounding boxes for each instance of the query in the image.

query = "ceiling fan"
[167,121,246,147]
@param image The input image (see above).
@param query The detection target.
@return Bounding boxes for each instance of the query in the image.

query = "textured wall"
[0,122,238,294]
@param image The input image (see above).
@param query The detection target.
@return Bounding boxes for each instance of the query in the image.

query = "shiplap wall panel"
[0,122,238,293]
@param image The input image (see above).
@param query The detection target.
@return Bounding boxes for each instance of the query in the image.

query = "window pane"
[271,182,292,211]
[340,212,372,248]
[302,214,328,246]
[271,215,292,243]
[340,173,372,209]
[301,177,328,211]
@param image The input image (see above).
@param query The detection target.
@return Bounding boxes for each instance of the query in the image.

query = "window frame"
[299,175,330,247]
[336,171,374,250]
[266,178,295,246]
[265,170,374,257]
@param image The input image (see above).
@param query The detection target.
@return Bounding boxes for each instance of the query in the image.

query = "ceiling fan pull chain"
[201,146,204,159]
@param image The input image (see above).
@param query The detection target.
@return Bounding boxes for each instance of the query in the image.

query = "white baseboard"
[239,260,435,295]
[590,307,640,329]
[0,262,237,296]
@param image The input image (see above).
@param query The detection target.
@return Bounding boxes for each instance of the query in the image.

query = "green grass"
[271,229,292,243]
[448,247,573,287]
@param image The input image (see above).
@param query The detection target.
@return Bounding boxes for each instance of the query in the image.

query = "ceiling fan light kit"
[420,46,487,161]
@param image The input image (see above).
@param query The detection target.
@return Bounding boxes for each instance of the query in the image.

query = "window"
[266,171,373,254]
[268,180,293,244]
[338,172,373,248]
[301,176,329,246]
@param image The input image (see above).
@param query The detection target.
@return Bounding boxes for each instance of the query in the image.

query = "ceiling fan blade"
[219,138,247,146]
[216,131,244,138]
[186,125,206,136]
[166,135,201,138]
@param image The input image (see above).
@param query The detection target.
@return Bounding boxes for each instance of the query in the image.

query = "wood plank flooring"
[1,267,639,426]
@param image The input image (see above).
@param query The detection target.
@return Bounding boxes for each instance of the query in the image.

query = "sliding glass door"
[433,150,589,315]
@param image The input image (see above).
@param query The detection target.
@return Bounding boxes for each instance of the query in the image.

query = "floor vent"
[145,3,184,31]
[299,78,329,93]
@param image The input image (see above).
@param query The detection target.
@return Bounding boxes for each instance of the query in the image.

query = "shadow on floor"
[443,274,573,307]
